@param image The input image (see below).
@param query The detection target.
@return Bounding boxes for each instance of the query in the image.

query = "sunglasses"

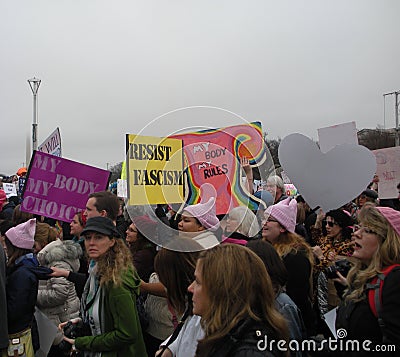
[323,220,338,227]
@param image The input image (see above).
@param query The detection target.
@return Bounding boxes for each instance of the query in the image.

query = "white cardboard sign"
[373,146,400,199]
[318,121,358,154]
[38,127,62,157]
[2,182,17,198]
[279,133,376,211]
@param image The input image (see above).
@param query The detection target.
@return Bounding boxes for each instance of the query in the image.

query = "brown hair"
[34,222,57,249]
[4,237,32,267]
[12,204,34,225]
[196,244,288,356]
[154,238,201,316]
[88,191,120,221]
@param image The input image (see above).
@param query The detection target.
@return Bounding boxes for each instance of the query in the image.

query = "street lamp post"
[28,77,41,152]
[383,90,400,146]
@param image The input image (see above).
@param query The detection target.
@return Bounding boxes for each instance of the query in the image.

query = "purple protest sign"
[21,151,111,222]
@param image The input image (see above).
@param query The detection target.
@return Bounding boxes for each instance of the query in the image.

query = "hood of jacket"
[37,239,82,272]
[8,253,52,279]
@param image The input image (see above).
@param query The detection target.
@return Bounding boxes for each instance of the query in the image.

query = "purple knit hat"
[376,206,400,237]
[5,218,36,249]
[265,197,297,233]
[183,197,220,231]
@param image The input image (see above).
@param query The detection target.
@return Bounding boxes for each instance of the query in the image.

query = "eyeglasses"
[323,220,338,227]
[226,216,238,221]
[264,217,279,224]
[352,225,377,235]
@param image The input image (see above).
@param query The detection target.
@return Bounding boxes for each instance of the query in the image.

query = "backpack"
[366,264,400,340]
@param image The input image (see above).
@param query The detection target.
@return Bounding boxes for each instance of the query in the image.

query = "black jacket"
[0,245,7,349]
[6,254,51,334]
[205,318,286,357]
[0,201,16,220]
[335,268,400,356]
[283,251,315,336]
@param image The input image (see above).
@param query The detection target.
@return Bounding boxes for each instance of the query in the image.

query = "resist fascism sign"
[21,151,110,222]
[126,134,184,205]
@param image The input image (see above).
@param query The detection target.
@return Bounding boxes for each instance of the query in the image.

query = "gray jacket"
[36,239,82,345]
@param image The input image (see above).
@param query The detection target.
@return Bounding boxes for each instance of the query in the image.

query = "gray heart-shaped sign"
[278,133,377,211]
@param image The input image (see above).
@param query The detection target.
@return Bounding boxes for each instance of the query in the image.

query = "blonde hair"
[272,231,313,264]
[96,238,134,287]
[345,203,400,302]
[196,244,288,356]
[227,206,260,237]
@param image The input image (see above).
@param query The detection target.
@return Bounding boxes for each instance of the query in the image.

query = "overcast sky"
[1,0,399,176]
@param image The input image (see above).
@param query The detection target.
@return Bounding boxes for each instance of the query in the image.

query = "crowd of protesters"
[1,167,400,357]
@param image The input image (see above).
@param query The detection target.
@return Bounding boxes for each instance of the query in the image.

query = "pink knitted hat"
[183,197,220,231]
[0,190,6,209]
[265,197,297,233]
[5,218,36,250]
[376,206,400,237]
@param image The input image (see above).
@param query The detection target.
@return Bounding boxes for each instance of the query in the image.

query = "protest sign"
[373,146,400,199]
[171,122,266,215]
[18,177,26,196]
[117,179,127,198]
[21,151,110,222]
[126,135,184,205]
[279,133,376,211]
[34,307,58,357]
[38,127,62,157]
[284,183,297,197]
[2,182,17,198]
[318,121,358,154]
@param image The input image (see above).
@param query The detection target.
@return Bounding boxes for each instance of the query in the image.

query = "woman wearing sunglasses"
[310,209,354,333]
[335,203,400,354]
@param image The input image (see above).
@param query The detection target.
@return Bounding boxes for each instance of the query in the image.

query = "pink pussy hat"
[0,190,6,208]
[376,206,400,237]
[265,197,297,233]
[5,218,36,250]
[183,197,220,231]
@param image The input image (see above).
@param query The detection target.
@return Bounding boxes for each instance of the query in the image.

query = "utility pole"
[383,90,400,146]
[28,77,41,153]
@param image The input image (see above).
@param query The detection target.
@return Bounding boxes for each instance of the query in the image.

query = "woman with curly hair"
[60,216,147,357]
[262,198,315,336]
[310,209,354,332]
[335,203,400,353]
[188,244,289,357]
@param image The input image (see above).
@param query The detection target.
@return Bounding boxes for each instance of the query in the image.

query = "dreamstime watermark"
[257,329,396,353]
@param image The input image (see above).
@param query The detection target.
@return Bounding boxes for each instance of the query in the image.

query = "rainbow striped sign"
[171,122,267,215]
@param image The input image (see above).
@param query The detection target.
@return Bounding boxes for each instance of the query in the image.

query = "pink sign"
[21,151,110,222]
[171,122,266,215]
